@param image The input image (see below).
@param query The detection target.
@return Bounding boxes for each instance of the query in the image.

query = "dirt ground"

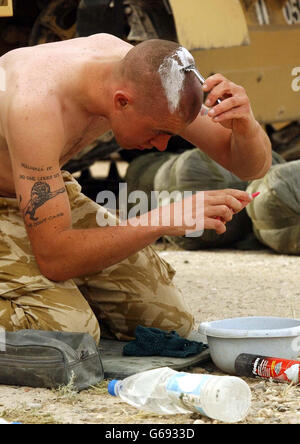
[0,245,299,424]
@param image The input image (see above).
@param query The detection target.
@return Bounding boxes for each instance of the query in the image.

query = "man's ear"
[114,91,132,111]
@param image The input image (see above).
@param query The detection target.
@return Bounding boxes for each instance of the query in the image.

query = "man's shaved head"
[120,39,203,125]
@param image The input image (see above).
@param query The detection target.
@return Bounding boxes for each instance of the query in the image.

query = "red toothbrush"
[216,192,260,222]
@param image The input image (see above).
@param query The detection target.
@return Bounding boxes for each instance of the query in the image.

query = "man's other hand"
[203,73,257,137]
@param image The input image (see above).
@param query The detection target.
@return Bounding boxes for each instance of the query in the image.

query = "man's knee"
[113,284,195,341]
[0,294,101,345]
[153,281,195,337]
[0,298,14,332]
[173,310,195,338]
[40,306,101,345]
[149,295,195,338]
[73,313,101,345]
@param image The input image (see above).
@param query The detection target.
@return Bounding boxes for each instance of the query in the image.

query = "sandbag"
[246,159,300,254]
[125,152,175,210]
[154,148,252,249]
[126,149,250,248]
[125,148,285,250]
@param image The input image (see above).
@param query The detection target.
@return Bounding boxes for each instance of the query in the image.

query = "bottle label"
[252,357,300,383]
[166,373,211,415]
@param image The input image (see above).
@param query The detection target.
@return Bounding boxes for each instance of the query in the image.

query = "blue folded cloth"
[123,325,208,358]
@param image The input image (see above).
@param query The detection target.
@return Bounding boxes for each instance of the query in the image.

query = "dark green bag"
[0,330,104,391]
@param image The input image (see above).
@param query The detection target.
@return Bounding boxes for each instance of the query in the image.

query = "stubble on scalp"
[120,40,203,124]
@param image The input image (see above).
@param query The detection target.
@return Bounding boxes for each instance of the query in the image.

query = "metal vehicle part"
[0,0,13,17]
[1,0,299,180]
[1,0,299,125]
[169,0,250,50]
[29,0,80,45]
[188,0,300,124]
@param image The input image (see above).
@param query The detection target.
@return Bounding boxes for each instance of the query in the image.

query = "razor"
[183,64,222,105]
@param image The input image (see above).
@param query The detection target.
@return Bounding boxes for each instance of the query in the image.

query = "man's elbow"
[256,156,272,179]
[37,258,68,282]
[252,138,273,179]
[35,248,70,282]
[32,231,72,282]
[238,151,272,181]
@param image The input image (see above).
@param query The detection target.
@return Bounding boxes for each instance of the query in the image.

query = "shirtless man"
[0,34,272,343]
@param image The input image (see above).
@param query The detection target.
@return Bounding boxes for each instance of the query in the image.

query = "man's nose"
[151,135,171,151]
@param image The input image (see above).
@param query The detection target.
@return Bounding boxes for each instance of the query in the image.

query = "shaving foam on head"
[0,67,6,92]
[158,47,194,113]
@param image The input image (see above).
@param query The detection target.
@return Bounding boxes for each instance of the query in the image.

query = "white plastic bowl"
[198,316,300,374]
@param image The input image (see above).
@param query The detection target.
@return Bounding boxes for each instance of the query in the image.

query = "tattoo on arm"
[21,181,66,222]
[19,172,60,182]
[21,163,53,172]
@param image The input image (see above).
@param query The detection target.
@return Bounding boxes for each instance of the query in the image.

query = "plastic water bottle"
[0,419,21,424]
[108,367,251,423]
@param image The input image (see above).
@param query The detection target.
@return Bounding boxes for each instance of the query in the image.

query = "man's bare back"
[0,34,131,197]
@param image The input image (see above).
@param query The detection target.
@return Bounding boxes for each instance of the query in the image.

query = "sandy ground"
[1,160,300,424]
[0,245,299,424]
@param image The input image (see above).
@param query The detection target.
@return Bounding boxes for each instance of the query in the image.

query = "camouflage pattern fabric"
[0,171,194,345]
[246,159,300,254]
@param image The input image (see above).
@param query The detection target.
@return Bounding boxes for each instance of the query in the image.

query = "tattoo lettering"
[22,181,66,222]
[21,163,53,172]
[19,172,60,181]
[26,212,65,229]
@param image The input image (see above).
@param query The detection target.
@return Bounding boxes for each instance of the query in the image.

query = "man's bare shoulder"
[0,54,64,147]
[7,92,64,150]
[88,33,132,48]
[8,90,61,120]
[87,33,133,56]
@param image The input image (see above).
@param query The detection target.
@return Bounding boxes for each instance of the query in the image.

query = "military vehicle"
[1,0,300,197]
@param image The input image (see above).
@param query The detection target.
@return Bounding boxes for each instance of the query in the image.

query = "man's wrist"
[145,207,170,237]
[232,117,260,140]
[127,208,167,238]
[230,118,272,180]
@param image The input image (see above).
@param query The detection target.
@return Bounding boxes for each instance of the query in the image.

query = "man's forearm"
[229,121,272,181]
[36,187,256,282]
[200,73,272,181]
[38,215,163,282]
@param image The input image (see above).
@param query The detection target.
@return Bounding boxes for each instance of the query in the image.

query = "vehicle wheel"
[29,0,79,45]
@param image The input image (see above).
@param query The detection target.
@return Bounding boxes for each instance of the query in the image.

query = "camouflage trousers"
[0,171,194,345]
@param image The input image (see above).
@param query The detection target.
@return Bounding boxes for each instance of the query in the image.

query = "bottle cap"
[108,379,119,396]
